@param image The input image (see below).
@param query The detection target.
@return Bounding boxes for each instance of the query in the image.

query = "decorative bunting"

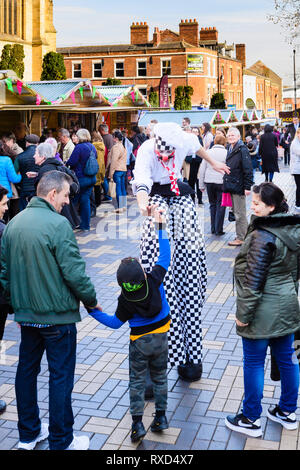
[130,91,135,102]
[79,87,84,100]
[36,94,42,106]
[70,91,76,104]
[5,78,14,93]
[135,89,139,101]
[16,80,23,95]
[60,94,67,101]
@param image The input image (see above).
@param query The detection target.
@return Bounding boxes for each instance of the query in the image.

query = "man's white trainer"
[66,435,90,450]
[18,422,49,450]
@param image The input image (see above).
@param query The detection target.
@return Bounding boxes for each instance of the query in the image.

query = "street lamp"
[293,49,297,116]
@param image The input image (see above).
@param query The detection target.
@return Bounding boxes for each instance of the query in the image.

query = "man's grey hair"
[76,128,91,143]
[99,124,109,133]
[227,127,241,139]
[37,171,72,197]
[37,143,54,160]
[58,128,70,138]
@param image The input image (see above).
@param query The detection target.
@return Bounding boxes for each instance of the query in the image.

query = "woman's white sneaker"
[267,405,298,430]
[66,435,90,450]
[18,423,49,450]
[225,412,262,437]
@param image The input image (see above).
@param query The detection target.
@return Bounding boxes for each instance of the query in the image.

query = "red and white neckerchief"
[158,156,180,196]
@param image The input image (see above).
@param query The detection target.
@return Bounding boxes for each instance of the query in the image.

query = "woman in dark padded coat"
[259,125,279,182]
[225,182,300,438]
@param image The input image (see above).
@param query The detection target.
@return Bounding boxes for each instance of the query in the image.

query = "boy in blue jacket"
[90,207,171,442]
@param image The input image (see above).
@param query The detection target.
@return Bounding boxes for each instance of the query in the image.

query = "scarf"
[159,158,180,196]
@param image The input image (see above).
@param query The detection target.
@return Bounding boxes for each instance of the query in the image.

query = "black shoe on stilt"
[177,361,202,382]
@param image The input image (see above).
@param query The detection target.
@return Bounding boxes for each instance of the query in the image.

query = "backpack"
[84,145,99,177]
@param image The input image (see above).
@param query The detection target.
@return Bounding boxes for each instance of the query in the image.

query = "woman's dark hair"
[252,182,289,214]
[202,122,211,134]
[113,131,123,141]
[0,185,8,202]
[264,124,273,133]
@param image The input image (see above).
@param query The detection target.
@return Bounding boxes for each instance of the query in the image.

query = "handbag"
[108,181,116,198]
[221,192,232,207]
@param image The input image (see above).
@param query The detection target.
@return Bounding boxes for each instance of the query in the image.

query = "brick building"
[244,61,282,116]
[58,19,244,109]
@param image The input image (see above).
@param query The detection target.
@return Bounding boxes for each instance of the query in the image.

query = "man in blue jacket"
[14,134,40,210]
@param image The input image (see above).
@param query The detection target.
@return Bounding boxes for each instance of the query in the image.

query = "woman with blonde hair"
[91,131,106,207]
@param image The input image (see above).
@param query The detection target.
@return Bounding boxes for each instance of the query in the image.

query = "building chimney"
[153,27,161,46]
[199,27,218,42]
[179,19,199,47]
[130,22,149,45]
[236,44,246,68]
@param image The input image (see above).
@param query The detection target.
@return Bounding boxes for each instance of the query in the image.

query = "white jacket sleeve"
[132,141,154,195]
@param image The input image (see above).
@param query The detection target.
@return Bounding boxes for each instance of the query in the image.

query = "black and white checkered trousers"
[140,194,207,367]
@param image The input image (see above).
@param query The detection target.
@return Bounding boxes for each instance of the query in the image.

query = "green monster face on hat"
[117,258,149,302]
[122,281,144,292]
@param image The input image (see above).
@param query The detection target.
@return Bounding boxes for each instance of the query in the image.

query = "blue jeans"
[113,171,127,208]
[15,324,77,450]
[242,334,299,421]
[74,176,95,230]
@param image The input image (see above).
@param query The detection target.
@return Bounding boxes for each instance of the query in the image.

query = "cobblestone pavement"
[0,164,300,451]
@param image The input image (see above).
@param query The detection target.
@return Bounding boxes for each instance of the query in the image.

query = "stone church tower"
[0,0,56,80]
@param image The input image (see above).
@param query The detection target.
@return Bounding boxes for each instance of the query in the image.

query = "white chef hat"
[153,122,185,150]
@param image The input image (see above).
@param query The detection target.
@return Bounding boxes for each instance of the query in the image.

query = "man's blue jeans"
[242,334,299,421]
[15,324,77,450]
[113,171,127,208]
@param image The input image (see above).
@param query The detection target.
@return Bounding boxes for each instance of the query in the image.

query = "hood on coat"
[251,213,300,252]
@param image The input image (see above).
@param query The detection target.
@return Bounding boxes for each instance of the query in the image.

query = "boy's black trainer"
[225,412,262,437]
[267,405,298,430]
[151,414,169,432]
[131,421,146,442]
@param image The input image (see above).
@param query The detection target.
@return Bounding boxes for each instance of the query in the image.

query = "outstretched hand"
[212,161,230,175]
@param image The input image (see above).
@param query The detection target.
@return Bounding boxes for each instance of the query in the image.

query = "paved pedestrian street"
[0,166,300,451]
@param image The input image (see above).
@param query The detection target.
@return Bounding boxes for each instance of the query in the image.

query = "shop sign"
[187,54,204,73]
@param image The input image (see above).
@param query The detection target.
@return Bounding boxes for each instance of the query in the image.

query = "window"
[220,66,225,83]
[137,86,147,97]
[93,62,102,78]
[168,85,172,104]
[137,60,147,77]
[207,58,211,77]
[229,68,233,85]
[72,63,82,79]
[237,69,241,85]
[284,104,293,111]
[115,61,124,78]
[161,59,171,76]
[212,59,216,78]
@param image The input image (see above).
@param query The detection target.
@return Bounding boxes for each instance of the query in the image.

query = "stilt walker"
[133,123,229,380]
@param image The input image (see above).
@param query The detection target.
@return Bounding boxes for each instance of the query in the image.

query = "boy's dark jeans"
[16,324,77,450]
[129,332,168,416]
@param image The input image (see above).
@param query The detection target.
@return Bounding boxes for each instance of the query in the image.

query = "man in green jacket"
[0,170,101,451]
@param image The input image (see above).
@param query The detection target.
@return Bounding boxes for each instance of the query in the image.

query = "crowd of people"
[0,115,299,450]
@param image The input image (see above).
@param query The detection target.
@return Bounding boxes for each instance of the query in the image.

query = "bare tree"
[268,0,300,45]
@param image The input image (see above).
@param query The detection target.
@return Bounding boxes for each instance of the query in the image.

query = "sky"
[53,0,299,86]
